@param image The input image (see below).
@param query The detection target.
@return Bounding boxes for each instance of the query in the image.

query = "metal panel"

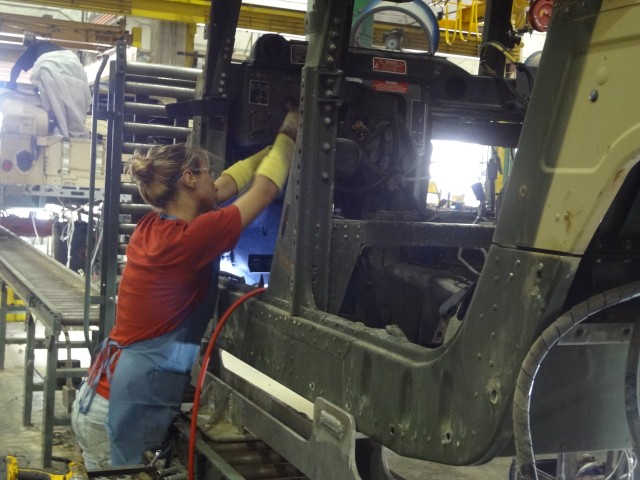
[218,246,581,464]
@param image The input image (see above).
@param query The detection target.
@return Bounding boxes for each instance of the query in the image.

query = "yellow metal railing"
[443,0,481,45]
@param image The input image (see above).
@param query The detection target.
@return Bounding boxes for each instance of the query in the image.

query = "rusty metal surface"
[0,226,99,331]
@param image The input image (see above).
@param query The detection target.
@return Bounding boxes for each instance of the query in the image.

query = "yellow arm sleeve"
[254,133,295,191]
[221,145,271,192]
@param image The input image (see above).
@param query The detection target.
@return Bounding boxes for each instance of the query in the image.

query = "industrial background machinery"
[166,1,640,479]
[3,0,640,479]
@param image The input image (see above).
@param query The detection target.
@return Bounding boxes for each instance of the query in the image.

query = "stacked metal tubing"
[121,62,201,155]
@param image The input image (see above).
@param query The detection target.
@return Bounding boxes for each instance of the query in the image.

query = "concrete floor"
[0,321,82,471]
[388,454,512,480]
[0,320,513,479]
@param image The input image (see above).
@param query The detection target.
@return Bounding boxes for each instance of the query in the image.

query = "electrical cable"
[187,286,266,480]
[443,0,479,44]
[444,1,461,45]
[29,212,40,242]
[467,0,480,38]
[65,214,75,270]
[483,70,529,109]
[90,210,104,275]
[480,41,519,64]
[625,302,640,462]
[456,0,478,42]
[457,248,481,276]
[516,63,535,93]
[625,450,637,480]
[513,281,640,480]
[457,213,488,276]
[601,450,636,480]
[480,40,534,109]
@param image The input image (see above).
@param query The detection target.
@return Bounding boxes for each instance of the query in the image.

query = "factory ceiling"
[0,1,509,58]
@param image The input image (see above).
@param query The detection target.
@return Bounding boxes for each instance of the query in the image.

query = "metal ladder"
[97,40,202,341]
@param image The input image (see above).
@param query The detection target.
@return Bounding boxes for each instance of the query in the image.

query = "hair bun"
[130,153,154,184]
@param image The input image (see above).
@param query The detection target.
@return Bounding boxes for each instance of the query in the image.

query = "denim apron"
[80,260,219,465]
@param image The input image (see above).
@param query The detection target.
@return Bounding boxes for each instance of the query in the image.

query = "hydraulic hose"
[513,281,640,480]
[188,287,266,480]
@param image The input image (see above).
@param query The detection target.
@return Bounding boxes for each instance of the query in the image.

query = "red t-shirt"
[95,206,242,398]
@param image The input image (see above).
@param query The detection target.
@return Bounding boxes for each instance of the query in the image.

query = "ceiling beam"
[0,12,127,50]
[1,1,505,58]
[12,0,211,24]
[3,1,303,31]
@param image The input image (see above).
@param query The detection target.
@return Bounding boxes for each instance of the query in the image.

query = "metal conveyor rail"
[0,225,99,333]
[0,225,101,467]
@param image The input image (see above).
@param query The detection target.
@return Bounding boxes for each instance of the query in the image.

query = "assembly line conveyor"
[0,225,99,467]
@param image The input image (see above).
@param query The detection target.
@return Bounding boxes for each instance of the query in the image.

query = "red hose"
[188,287,266,480]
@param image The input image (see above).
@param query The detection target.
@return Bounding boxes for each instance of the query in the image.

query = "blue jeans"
[71,383,111,469]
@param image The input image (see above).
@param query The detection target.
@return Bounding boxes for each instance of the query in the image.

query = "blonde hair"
[129,144,210,209]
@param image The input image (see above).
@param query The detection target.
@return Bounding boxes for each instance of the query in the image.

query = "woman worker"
[71,109,300,468]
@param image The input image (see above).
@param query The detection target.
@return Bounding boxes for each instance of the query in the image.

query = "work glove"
[221,146,271,192]
[256,108,300,191]
[255,109,300,191]
[278,109,300,142]
[224,109,300,192]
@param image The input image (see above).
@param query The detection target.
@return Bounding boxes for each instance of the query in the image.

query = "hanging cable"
[457,0,476,42]
[457,248,481,276]
[444,1,458,45]
[453,0,466,42]
[625,302,640,458]
[481,39,536,91]
[479,41,531,109]
[29,212,40,242]
[599,450,636,480]
[481,40,519,64]
[187,286,266,480]
[445,0,477,44]
[513,281,640,480]
[468,0,480,38]
[66,216,75,270]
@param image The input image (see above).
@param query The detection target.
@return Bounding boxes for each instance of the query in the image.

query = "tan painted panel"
[533,2,640,252]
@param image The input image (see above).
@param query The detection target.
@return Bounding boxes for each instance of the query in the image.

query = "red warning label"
[372,57,407,74]
[372,80,409,94]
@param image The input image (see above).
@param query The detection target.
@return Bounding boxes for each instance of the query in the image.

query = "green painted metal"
[197,0,640,473]
[353,0,374,48]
